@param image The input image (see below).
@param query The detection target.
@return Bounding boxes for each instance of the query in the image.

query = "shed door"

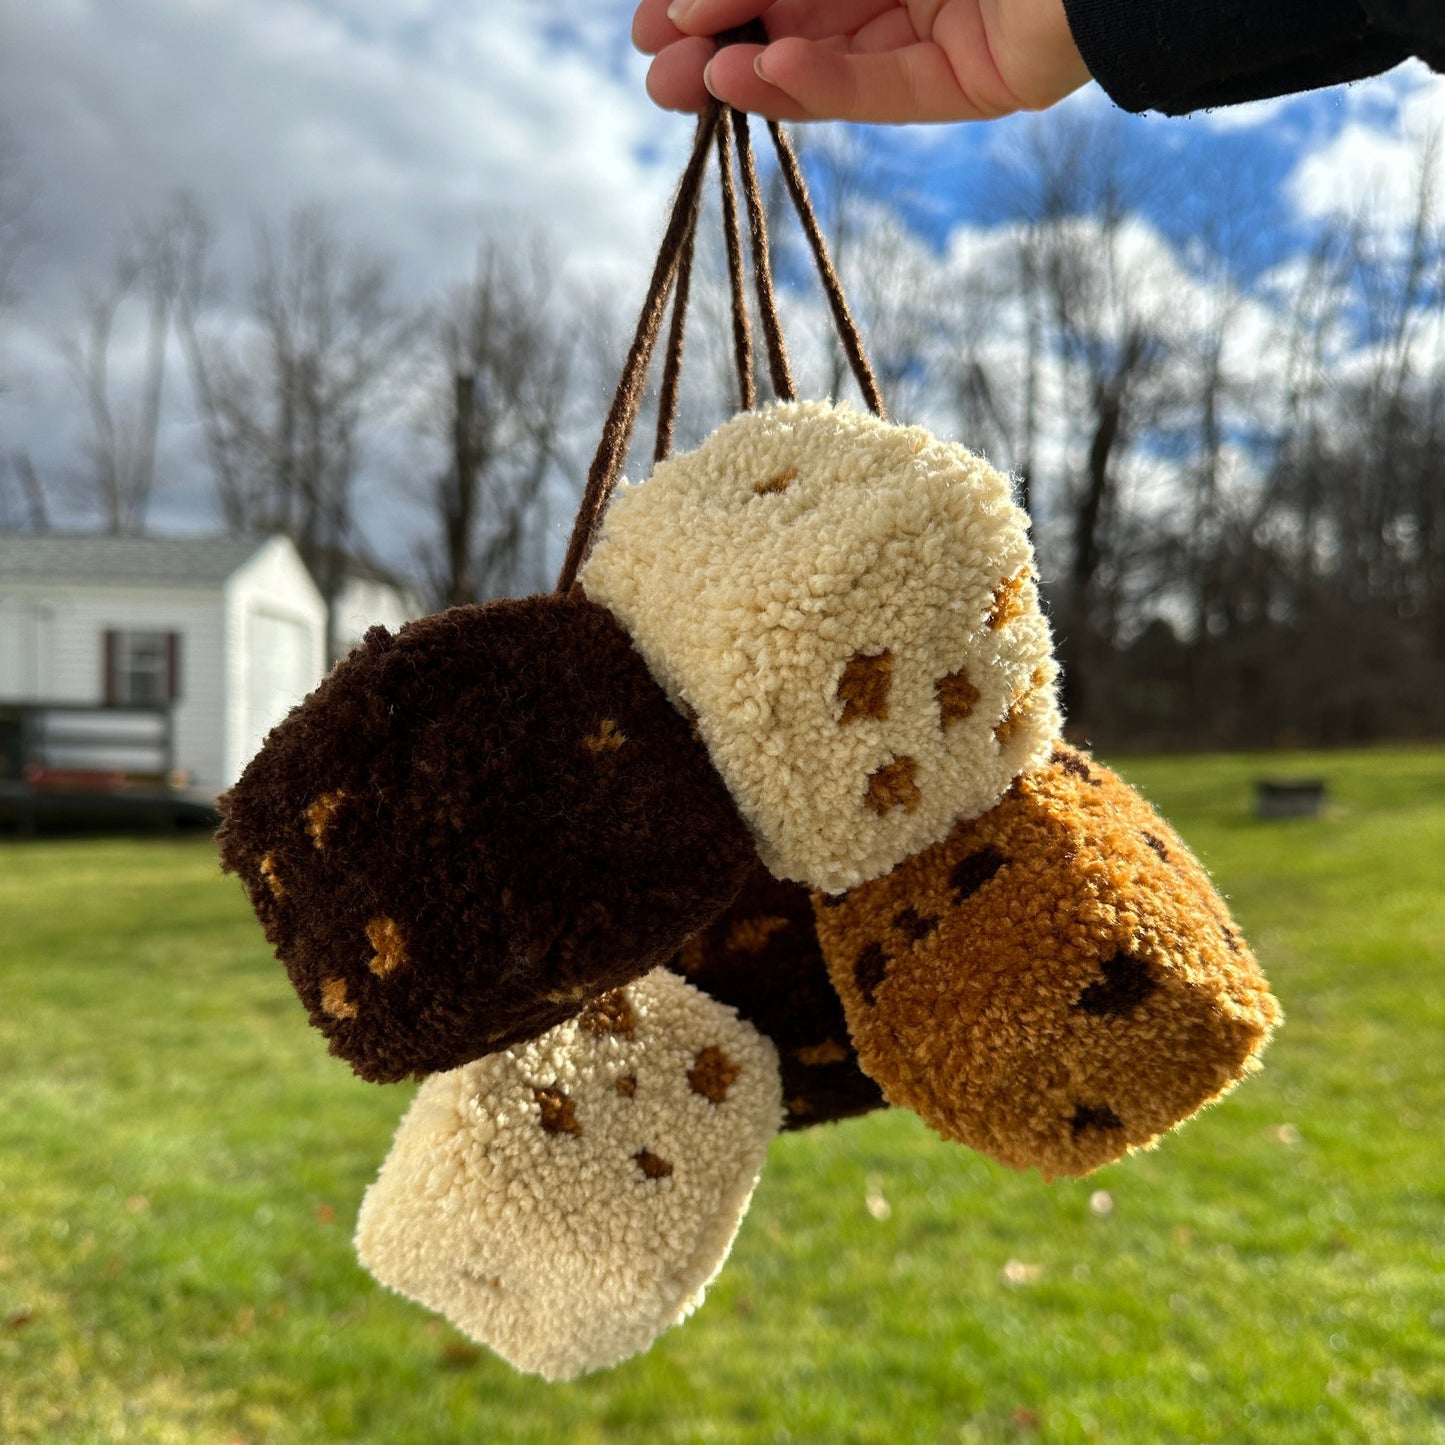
[243,610,315,764]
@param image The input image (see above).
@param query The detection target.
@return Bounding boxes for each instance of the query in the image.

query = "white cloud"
[1288,66,1445,227]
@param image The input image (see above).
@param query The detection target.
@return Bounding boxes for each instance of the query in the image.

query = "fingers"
[632,0,686,55]
[737,37,1010,122]
[661,0,775,38]
[646,35,721,112]
[698,43,814,121]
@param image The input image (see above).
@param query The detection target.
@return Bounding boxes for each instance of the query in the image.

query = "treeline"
[1,114,1442,748]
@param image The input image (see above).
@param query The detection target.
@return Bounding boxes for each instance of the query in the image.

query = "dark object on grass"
[1255,778,1327,820]
[668,865,885,1130]
[218,593,756,1083]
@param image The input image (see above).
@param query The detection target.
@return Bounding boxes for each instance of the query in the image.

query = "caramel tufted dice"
[813,746,1281,1179]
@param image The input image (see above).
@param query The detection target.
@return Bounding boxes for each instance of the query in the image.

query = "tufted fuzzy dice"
[812,745,1281,1179]
[668,865,885,1130]
[218,594,757,1083]
[581,400,1061,895]
[355,969,782,1380]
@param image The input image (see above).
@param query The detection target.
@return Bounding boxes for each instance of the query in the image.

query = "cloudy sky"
[1,0,1442,565]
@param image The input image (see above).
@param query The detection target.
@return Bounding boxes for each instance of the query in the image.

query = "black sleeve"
[1062,0,1445,116]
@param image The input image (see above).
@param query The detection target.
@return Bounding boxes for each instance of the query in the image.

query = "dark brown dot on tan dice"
[950,846,1007,901]
[864,755,921,816]
[1071,1102,1124,1138]
[534,1087,583,1136]
[615,1074,637,1099]
[893,906,940,942]
[854,941,891,1006]
[754,467,798,496]
[1222,926,1241,955]
[688,1045,741,1104]
[1054,747,1099,785]
[1073,953,1159,1018]
[1142,832,1169,861]
[837,650,893,724]
[634,1149,674,1180]
[935,667,981,727]
[579,989,636,1036]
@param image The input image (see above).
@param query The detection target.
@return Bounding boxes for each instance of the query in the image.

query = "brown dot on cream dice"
[354,970,782,1382]
[812,746,1281,1179]
[580,401,1060,894]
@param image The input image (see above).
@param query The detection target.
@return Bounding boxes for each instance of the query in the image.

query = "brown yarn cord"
[560,46,889,589]
[733,109,796,404]
[558,107,718,594]
[716,111,755,412]
[654,196,699,464]
[767,121,887,420]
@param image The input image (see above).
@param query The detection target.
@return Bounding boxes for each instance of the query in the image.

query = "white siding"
[0,580,227,789]
[223,537,327,785]
[333,575,423,660]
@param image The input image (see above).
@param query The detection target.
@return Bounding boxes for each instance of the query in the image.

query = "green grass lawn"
[2,747,1442,1445]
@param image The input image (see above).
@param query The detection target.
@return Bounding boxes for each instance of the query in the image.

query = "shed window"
[104,630,181,706]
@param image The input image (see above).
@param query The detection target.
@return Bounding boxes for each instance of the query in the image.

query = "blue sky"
[0,0,1440,551]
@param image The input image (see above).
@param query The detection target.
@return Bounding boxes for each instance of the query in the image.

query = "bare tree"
[419,243,574,606]
[0,124,36,396]
[179,204,416,630]
[63,202,197,533]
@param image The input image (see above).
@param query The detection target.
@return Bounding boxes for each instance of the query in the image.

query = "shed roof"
[0,533,275,588]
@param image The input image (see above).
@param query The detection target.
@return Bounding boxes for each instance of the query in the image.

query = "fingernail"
[667,0,694,23]
[702,56,720,98]
[753,48,774,81]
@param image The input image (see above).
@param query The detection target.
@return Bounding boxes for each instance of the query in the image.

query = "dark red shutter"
[166,632,182,702]
[103,630,119,706]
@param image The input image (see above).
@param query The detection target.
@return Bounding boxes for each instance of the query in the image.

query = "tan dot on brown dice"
[837,650,892,724]
[259,853,286,899]
[583,719,626,754]
[725,914,791,956]
[579,989,636,1036]
[753,467,798,496]
[988,570,1030,629]
[305,791,346,849]
[634,1149,674,1180]
[365,916,409,978]
[320,977,357,1020]
[534,1087,583,1136]
[794,1039,850,1066]
[688,1046,742,1104]
[864,756,921,816]
[935,667,981,727]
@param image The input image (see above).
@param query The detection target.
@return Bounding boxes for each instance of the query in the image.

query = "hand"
[634,0,1092,123]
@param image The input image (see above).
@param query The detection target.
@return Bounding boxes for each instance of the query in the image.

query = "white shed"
[0,533,335,794]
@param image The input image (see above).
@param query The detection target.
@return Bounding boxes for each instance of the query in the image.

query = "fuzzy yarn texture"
[813,745,1281,1179]
[580,401,1060,894]
[217,595,757,1083]
[670,865,886,1130]
[354,969,782,1381]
